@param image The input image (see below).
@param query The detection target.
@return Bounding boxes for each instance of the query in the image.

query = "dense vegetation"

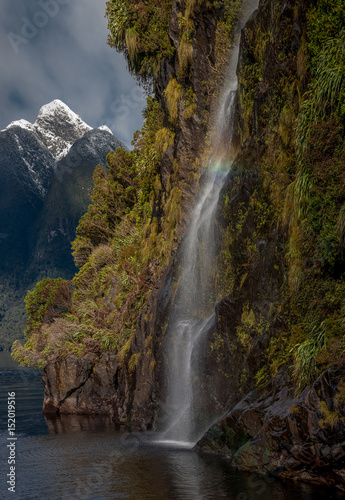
[13,0,345,409]
[287,1,345,390]
[214,0,345,394]
[13,99,177,367]
[106,0,174,79]
[13,0,241,368]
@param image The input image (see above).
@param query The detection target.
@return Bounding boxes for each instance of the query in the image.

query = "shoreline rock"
[196,365,345,492]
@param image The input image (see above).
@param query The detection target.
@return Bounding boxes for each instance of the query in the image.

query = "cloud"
[0,0,146,146]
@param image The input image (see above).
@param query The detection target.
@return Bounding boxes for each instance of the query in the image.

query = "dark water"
[0,352,339,500]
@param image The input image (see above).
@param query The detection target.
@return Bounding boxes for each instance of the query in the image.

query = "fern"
[296,29,345,156]
[293,321,328,392]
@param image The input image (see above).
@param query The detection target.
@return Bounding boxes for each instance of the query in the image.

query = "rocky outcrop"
[155,0,242,236]
[197,365,345,492]
[42,261,175,429]
[42,354,117,416]
[192,0,345,491]
[39,0,286,428]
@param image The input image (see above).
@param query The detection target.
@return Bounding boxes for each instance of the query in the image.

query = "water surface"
[0,352,338,499]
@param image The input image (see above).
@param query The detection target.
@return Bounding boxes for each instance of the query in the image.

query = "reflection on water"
[7,430,337,500]
[0,352,337,500]
[45,413,116,434]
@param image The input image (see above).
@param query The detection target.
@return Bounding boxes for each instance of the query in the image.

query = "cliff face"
[197,365,345,490]
[23,0,345,491]
[196,0,345,491]
[38,0,269,428]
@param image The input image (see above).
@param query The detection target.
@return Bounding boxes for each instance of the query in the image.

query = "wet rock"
[196,365,345,492]
[42,354,117,415]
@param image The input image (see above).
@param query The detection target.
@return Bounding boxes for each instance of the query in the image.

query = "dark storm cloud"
[0,0,146,146]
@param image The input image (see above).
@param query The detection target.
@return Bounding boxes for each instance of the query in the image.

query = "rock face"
[197,365,345,491]
[37,0,283,426]
[195,0,345,492]
[43,354,118,416]
[48,0,236,428]
[42,261,176,429]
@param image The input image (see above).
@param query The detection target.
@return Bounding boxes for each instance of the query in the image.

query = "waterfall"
[163,0,259,446]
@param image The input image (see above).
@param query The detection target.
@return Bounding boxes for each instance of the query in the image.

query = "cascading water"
[163,0,259,446]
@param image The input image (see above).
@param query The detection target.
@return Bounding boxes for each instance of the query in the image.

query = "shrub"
[165,79,183,124]
[25,278,73,336]
[106,0,174,79]
[296,29,345,157]
[89,244,116,271]
[154,128,175,156]
[183,87,197,119]
[293,321,327,392]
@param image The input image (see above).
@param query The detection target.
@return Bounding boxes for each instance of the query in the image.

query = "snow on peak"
[38,99,74,114]
[3,119,35,133]
[3,100,94,160]
[34,100,92,160]
[36,99,92,131]
[98,125,113,134]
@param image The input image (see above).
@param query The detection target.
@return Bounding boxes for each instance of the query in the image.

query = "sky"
[0,0,146,146]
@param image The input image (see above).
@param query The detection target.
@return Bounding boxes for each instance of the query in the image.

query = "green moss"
[128,352,142,373]
[306,0,345,75]
[334,380,345,410]
[204,0,241,101]
[165,79,184,124]
[319,400,343,430]
[178,16,194,77]
[154,128,175,156]
[164,186,183,231]
[236,304,269,353]
[106,0,174,79]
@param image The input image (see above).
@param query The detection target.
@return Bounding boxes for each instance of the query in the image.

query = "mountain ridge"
[2,99,125,160]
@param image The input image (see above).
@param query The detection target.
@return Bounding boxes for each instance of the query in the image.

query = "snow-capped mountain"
[1,99,126,198]
[0,100,127,350]
[3,99,118,160]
